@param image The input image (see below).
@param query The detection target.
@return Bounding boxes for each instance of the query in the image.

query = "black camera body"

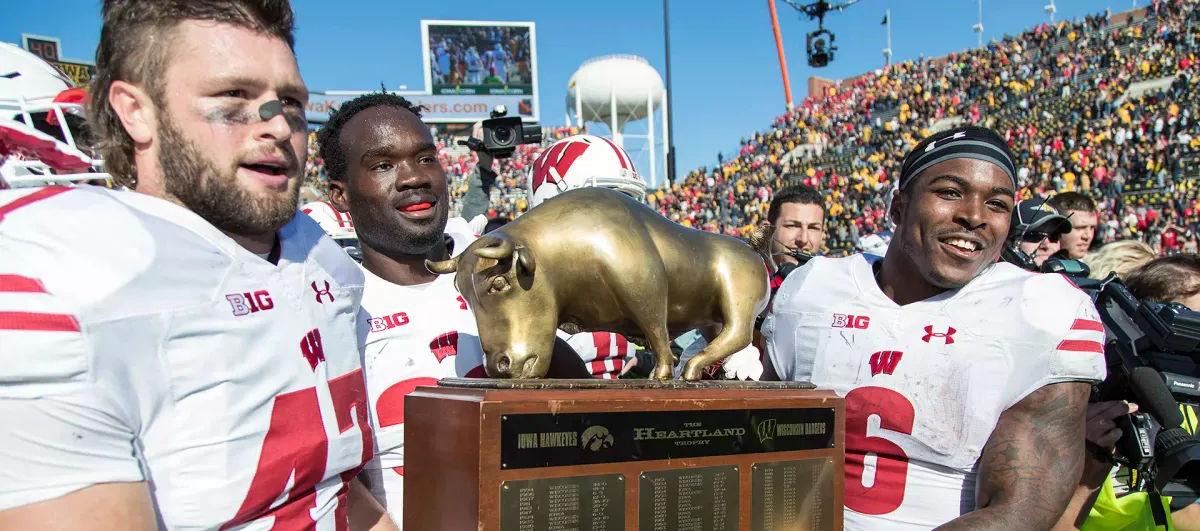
[459,105,542,159]
[806,29,837,68]
[1084,275,1200,498]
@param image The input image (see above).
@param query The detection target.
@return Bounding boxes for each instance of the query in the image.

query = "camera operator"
[1054,255,1200,530]
[459,119,497,222]
[1010,198,1073,268]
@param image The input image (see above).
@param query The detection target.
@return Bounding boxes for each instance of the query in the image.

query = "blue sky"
[3,0,1126,188]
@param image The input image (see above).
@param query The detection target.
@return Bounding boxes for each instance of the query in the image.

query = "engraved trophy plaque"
[403,380,845,530]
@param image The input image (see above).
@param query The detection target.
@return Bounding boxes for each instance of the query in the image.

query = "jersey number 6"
[844,386,915,515]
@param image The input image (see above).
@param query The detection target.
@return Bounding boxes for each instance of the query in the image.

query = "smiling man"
[762,126,1106,530]
[319,93,587,525]
[0,1,392,530]
[318,94,487,524]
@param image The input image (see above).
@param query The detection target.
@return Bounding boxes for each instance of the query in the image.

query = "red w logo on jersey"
[869,350,904,376]
[530,139,590,191]
[300,328,325,370]
[430,331,460,363]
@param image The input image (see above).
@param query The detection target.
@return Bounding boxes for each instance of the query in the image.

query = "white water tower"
[566,55,667,186]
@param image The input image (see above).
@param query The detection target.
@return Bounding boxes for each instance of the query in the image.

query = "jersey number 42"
[223,369,373,530]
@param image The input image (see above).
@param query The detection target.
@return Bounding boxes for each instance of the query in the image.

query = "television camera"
[457,105,542,159]
[1002,241,1200,503]
[781,0,859,67]
[1086,274,1200,504]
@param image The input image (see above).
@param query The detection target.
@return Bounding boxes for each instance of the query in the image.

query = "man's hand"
[471,120,494,170]
[936,382,1091,531]
[721,344,764,381]
[1086,401,1138,448]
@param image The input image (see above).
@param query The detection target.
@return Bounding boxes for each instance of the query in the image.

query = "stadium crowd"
[298,0,1200,259]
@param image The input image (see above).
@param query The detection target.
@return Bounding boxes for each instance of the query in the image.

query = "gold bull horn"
[473,236,515,260]
[425,256,460,275]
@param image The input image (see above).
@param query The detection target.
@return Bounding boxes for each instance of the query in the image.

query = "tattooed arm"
[934,381,1091,531]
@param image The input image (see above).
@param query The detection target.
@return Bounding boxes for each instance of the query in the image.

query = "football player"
[763,126,1105,530]
[319,93,589,523]
[0,1,392,530]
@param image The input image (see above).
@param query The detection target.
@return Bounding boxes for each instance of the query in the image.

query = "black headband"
[899,129,1017,191]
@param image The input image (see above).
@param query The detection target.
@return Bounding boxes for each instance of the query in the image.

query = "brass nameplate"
[638,465,739,530]
[751,458,836,531]
[498,474,624,531]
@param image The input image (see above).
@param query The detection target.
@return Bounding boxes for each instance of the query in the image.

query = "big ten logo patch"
[370,312,410,333]
[226,290,274,316]
[832,313,871,330]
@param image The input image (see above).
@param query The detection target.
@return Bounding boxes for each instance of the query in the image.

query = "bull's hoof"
[650,364,674,381]
[680,366,705,381]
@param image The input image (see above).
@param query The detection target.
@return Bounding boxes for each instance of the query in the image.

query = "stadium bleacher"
[303,0,1200,256]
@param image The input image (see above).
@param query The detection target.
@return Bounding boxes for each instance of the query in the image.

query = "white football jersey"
[763,254,1106,530]
[560,331,633,379]
[358,224,486,522]
[0,186,371,529]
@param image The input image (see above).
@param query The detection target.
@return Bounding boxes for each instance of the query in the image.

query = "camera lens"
[494,126,515,146]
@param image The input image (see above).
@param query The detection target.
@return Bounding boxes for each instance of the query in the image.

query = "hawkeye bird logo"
[580,426,614,452]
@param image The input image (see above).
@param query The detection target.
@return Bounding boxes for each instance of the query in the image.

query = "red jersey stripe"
[1056,339,1105,354]
[0,186,71,223]
[0,311,80,332]
[0,275,47,293]
[1069,319,1104,332]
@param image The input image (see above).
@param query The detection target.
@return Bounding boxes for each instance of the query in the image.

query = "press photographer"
[1055,255,1200,530]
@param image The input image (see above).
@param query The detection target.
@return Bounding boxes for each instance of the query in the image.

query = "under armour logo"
[300,328,325,370]
[925,131,968,152]
[922,326,957,344]
[311,280,335,303]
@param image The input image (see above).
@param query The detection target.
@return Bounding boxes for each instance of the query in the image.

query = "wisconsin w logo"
[869,350,904,377]
[530,139,591,192]
[757,419,777,444]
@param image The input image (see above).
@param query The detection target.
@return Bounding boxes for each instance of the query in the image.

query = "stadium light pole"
[663,0,676,184]
[972,0,984,48]
[882,9,893,66]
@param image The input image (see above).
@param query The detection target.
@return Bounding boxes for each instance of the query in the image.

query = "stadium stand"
[301,0,1200,256]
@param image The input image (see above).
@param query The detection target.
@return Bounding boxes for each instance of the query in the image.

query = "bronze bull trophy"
[426,187,769,381]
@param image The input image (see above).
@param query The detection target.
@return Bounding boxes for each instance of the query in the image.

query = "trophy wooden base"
[403,379,844,531]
